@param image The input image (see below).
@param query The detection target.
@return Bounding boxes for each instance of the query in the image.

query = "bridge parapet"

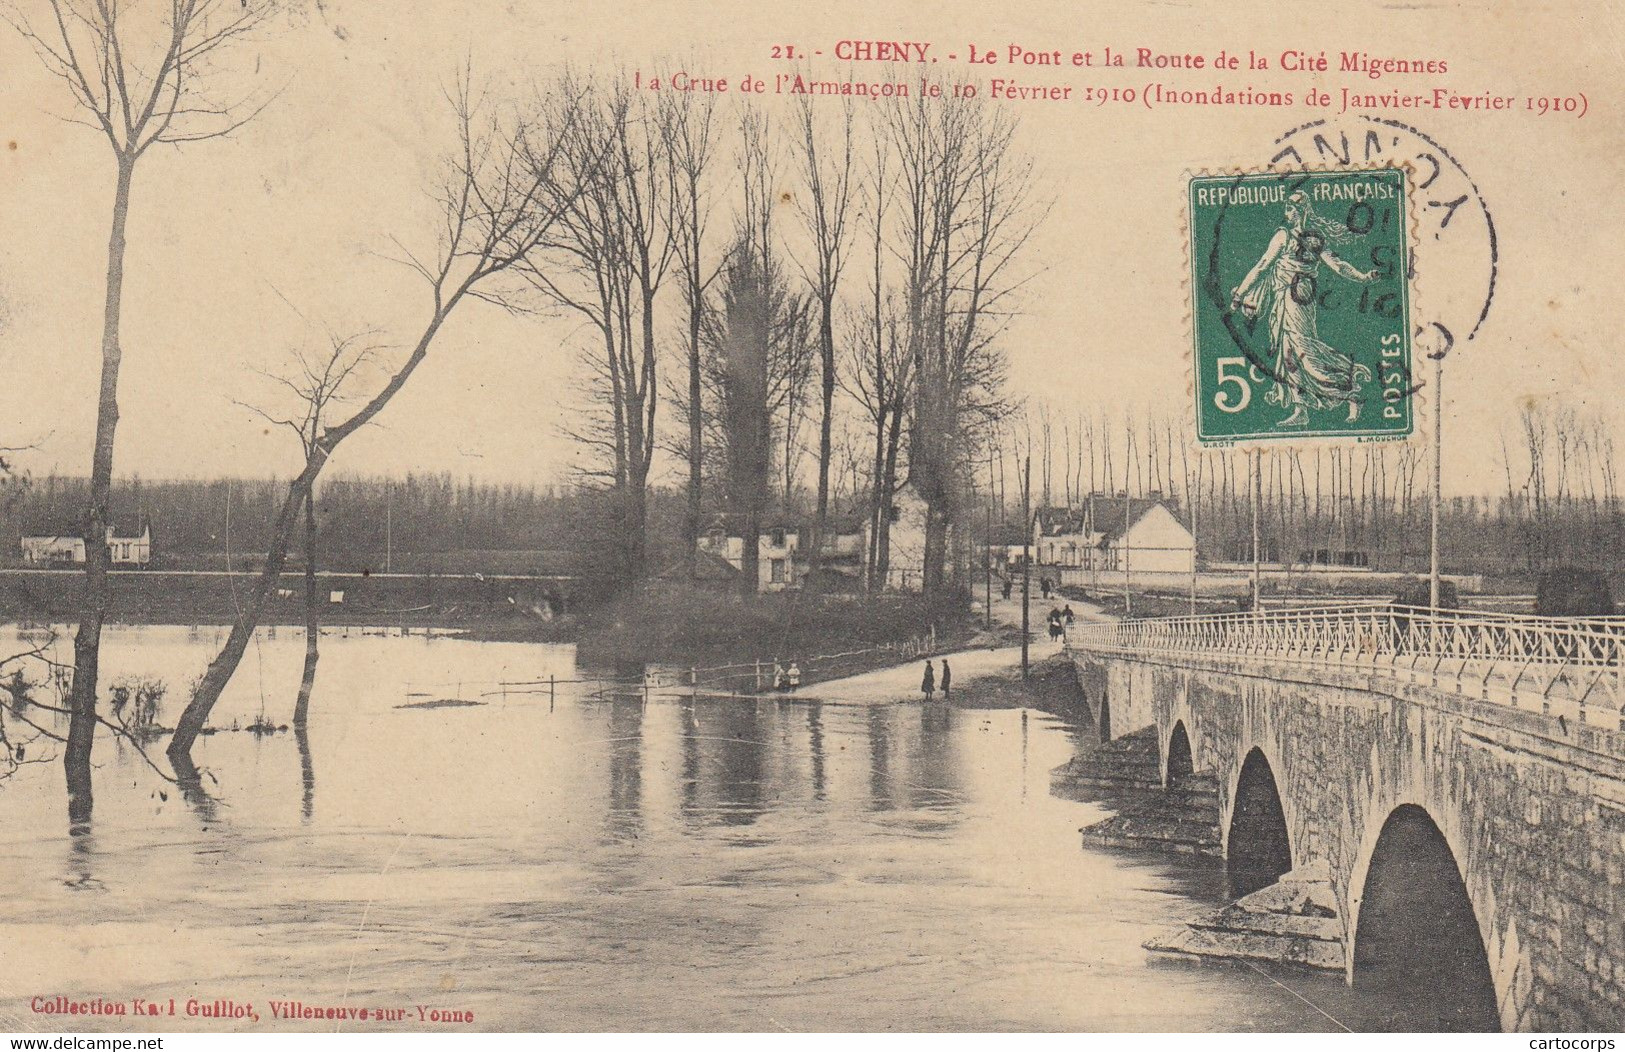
[1068,605,1625,732]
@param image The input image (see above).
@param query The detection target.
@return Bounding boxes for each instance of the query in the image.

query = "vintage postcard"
[0,0,1620,1039]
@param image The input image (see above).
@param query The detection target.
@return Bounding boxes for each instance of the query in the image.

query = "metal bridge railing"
[1065,605,1625,731]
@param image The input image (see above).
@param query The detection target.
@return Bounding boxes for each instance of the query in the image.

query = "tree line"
[0,473,585,568]
[1001,396,1624,580]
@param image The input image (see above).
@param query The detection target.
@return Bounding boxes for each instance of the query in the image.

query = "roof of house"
[1092,497,1190,544]
[22,518,150,540]
[1033,506,1088,536]
[655,549,741,582]
[702,512,866,538]
[981,522,1030,547]
[1034,495,1191,546]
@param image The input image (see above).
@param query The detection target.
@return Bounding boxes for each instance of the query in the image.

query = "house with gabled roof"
[691,512,866,593]
[21,519,152,568]
[1032,493,1194,574]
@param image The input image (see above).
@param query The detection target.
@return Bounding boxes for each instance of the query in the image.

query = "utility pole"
[1021,454,1032,681]
[1251,447,1262,612]
[1190,464,1200,615]
[1122,486,1132,616]
[1430,351,1444,609]
[985,449,994,631]
[385,481,393,575]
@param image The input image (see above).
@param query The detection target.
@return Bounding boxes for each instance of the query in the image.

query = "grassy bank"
[573,584,982,674]
[0,568,573,632]
[948,653,1088,716]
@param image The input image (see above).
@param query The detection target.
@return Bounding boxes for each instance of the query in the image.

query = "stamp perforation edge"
[1177,160,1427,453]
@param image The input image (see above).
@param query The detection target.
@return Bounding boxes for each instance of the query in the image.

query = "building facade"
[695,516,865,593]
[1031,494,1195,575]
[21,523,152,568]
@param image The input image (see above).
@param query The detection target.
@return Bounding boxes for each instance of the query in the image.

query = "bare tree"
[527,75,675,586]
[790,91,856,580]
[8,0,282,820]
[166,77,590,770]
[237,330,383,726]
[839,132,914,591]
[884,86,1040,599]
[659,80,721,576]
[701,108,812,598]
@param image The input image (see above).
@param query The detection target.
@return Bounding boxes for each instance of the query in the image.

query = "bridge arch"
[1226,747,1293,898]
[1096,687,1112,743]
[1350,804,1500,1031]
[1164,720,1194,788]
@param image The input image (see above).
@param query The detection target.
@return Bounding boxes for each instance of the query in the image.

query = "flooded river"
[1,625,1396,1032]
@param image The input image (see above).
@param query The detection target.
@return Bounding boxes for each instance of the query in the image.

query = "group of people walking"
[1047,604,1075,642]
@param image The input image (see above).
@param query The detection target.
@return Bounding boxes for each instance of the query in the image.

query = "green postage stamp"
[1188,167,1414,444]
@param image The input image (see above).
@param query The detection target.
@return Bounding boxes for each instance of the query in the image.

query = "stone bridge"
[1064,605,1625,1032]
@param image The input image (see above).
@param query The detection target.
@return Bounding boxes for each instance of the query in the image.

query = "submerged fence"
[685,628,940,696]
[1066,605,1625,730]
[405,627,943,707]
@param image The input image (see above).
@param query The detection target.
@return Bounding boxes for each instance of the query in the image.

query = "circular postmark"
[1267,116,1498,359]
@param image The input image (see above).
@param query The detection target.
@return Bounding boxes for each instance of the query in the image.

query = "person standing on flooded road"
[939,659,952,700]
[921,660,935,701]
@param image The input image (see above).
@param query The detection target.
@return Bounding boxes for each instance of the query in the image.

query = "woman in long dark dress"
[1230,190,1380,427]
[939,659,952,700]
[921,660,935,701]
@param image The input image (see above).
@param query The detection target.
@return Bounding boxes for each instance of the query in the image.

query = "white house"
[107,522,152,567]
[20,534,85,566]
[1032,506,1091,568]
[21,522,151,568]
[1032,494,1195,575]
[880,484,958,592]
[694,515,865,593]
[1097,499,1194,574]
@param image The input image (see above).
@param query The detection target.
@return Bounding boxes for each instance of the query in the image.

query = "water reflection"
[0,625,1416,1032]
[681,699,766,828]
[866,705,892,812]
[295,725,315,822]
[805,702,826,802]
[64,819,101,892]
[606,698,643,841]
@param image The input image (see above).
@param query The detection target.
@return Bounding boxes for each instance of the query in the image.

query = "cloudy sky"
[1,0,1620,496]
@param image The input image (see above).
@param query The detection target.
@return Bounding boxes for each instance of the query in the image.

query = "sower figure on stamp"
[1230,190,1379,428]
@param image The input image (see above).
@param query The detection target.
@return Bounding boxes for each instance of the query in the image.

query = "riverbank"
[574,584,996,686]
[0,567,576,633]
[945,652,1089,714]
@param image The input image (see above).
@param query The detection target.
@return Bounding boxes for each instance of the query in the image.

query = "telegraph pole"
[1190,465,1200,615]
[385,481,393,575]
[1251,447,1262,612]
[1122,486,1132,616]
[985,449,994,631]
[1430,351,1443,609]
[1021,454,1032,681]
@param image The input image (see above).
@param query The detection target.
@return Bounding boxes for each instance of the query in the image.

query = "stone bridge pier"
[1069,649,1625,1031]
